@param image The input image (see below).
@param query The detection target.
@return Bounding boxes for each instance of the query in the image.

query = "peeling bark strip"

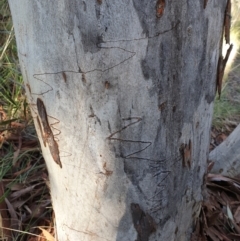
[216,56,224,97]
[215,0,232,97]
[156,0,165,18]
[216,44,233,97]
[179,140,192,168]
[224,0,231,44]
[37,116,46,147]
[130,203,156,241]
[37,98,62,168]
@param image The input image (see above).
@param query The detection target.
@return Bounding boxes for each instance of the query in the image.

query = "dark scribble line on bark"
[107,117,168,165]
[102,20,180,42]
[107,117,163,161]
[30,21,180,97]
[85,46,136,74]
[107,117,142,139]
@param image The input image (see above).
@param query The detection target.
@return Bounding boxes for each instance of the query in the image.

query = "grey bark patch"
[74,2,102,54]
[132,0,154,35]
[76,25,100,54]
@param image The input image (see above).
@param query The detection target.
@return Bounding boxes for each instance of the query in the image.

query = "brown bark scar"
[216,56,224,97]
[104,81,110,89]
[82,73,87,83]
[158,101,167,111]
[179,139,192,168]
[62,71,67,82]
[103,162,113,176]
[37,98,62,168]
[156,0,165,18]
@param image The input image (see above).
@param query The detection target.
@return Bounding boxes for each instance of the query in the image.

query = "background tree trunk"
[9,0,227,240]
[209,124,240,177]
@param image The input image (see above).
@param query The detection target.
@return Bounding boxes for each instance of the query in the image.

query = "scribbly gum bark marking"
[179,140,192,169]
[156,0,165,18]
[9,0,227,240]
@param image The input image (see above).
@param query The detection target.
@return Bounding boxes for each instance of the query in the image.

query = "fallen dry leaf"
[38,227,55,241]
[193,173,240,240]
[215,133,227,145]
[5,197,19,231]
[234,206,240,224]
[0,182,11,239]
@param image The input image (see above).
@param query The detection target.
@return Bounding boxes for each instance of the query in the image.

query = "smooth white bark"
[9,0,227,240]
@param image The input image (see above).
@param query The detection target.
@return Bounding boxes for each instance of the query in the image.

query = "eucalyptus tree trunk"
[9,0,227,240]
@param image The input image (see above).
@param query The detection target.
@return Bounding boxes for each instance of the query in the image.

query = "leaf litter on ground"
[192,173,240,241]
[0,109,54,240]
